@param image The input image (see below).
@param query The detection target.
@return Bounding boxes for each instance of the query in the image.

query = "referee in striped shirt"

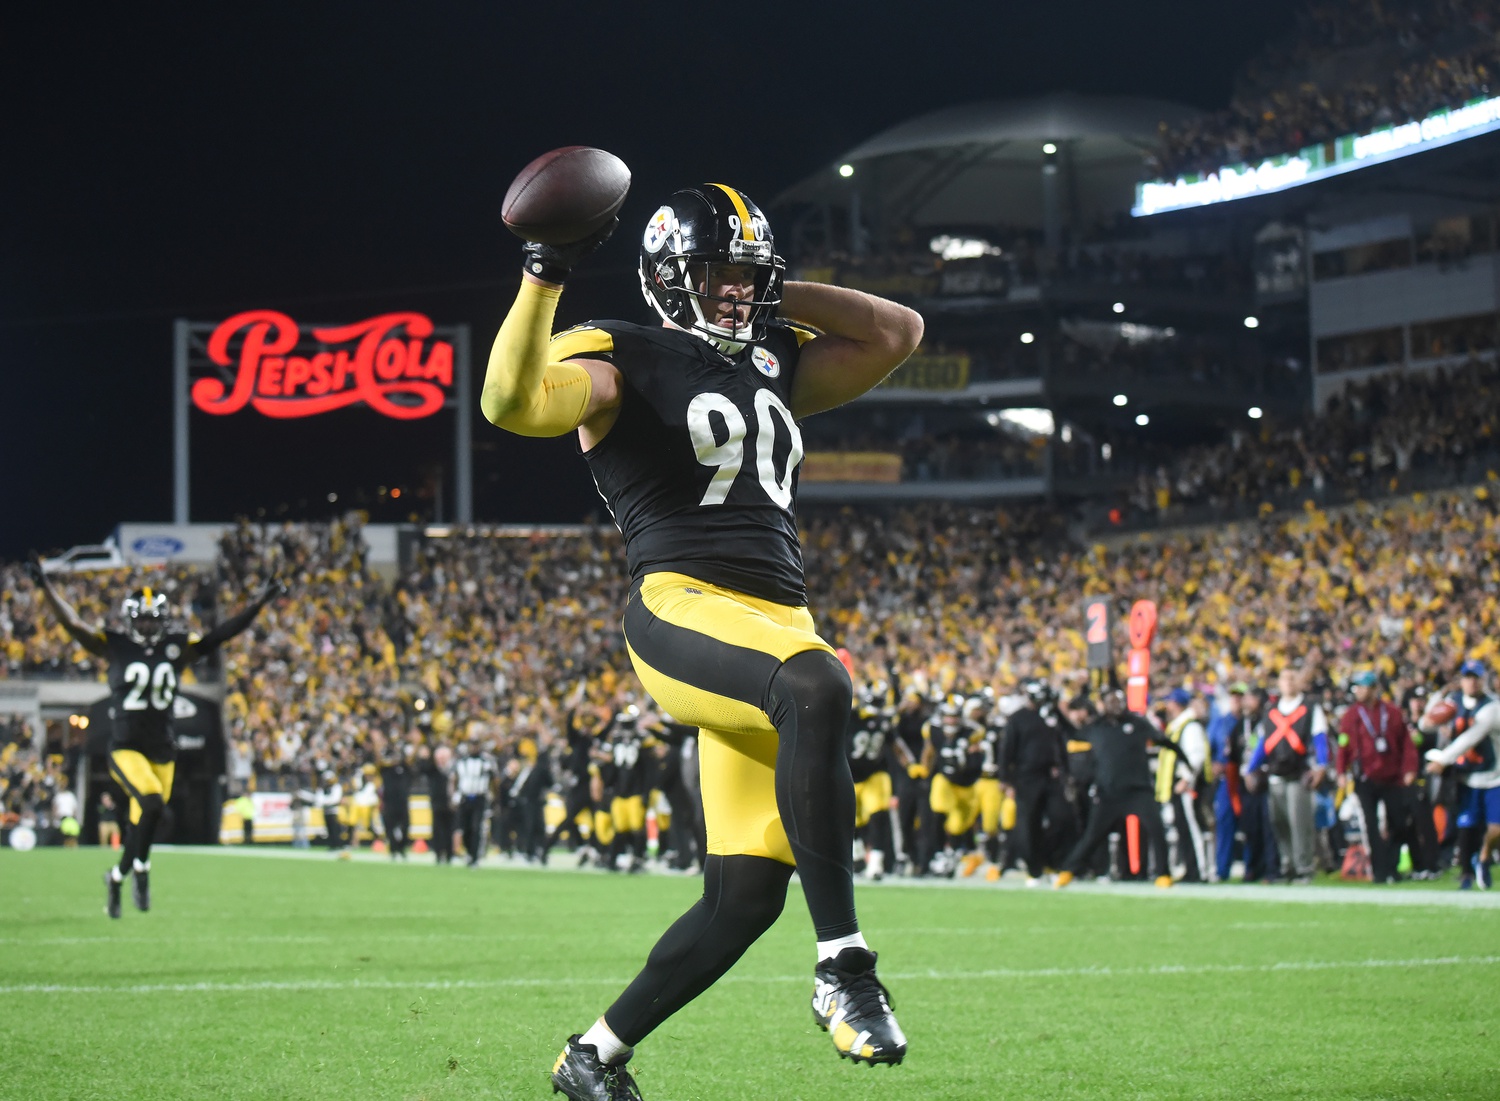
[455,741,495,867]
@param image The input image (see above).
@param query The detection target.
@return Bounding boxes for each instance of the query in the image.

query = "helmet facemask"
[122,589,169,646]
[639,185,785,355]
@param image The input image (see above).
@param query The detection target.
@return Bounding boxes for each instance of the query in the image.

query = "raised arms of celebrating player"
[781,281,923,419]
[28,562,108,656]
[482,249,921,439]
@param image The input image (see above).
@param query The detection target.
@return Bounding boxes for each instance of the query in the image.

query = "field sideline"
[4,849,1497,1101]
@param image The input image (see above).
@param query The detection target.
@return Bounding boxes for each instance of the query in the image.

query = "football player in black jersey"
[921,696,989,876]
[30,563,282,917]
[484,183,921,1098]
[848,684,895,880]
[602,705,656,873]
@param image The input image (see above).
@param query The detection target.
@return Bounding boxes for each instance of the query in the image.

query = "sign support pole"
[454,323,473,525]
[173,318,190,523]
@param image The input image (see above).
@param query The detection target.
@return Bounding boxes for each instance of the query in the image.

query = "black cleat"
[812,947,908,1065]
[551,1035,642,1100]
[131,868,150,912]
[104,870,122,919]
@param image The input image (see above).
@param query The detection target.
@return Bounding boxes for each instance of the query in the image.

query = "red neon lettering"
[193,310,453,420]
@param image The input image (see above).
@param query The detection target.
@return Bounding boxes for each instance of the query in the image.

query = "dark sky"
[0,1,1300,557]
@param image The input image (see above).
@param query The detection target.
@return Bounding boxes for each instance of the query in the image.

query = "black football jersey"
[558,319,814,606]
[924,719,987,787]
[604,728,652,799]
[848,707,892,783]
[102,629,203,760]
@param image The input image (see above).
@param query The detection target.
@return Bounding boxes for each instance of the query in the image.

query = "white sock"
[133,859,150,874]
[109,867,124,883]
[580,1017,631,1064]
[816,931,868,964]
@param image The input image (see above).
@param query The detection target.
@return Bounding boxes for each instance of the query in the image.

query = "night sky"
[1,1,1301,558]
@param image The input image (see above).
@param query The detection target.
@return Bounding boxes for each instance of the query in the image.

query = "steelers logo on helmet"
[638,183,786,355]
[643,205,676,254]
[751,346,780,378]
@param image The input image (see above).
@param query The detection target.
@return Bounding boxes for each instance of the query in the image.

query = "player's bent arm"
[188,583,282,660]
[783,281,923,419]
[1428,702,1500,766]
[481,275,622,437]
[35,571,108,656]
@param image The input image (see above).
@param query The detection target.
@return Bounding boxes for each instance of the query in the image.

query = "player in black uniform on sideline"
[482,181,921,1099]
[30,563,282,917]
[601,705,656,873]
[921,696,988,876]
[848,684,895,880]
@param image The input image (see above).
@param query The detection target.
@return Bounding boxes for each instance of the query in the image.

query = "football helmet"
[614,704,641,730]
[121,587,168,646]
[638,184,786,354]
[938,694,965,731]
[1022,678,1056,707]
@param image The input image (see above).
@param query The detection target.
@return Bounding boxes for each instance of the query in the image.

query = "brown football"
[502,146,631,245]
[1426,699,1458,725]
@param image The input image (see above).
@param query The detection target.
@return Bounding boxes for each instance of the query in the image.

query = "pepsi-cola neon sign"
[192,310,454,420]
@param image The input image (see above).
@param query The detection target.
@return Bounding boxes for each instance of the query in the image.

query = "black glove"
[521,218,617,284]
[24,557,45,584]
[259,577,289,604]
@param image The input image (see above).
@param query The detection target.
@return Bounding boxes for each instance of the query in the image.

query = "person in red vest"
[1336,671,1418,883]
[1245,668,1329,883]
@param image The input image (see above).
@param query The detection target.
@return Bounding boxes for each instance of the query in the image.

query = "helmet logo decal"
[751,347,780,378]
[643,206,677,254]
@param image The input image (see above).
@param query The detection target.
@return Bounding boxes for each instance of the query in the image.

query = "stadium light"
[1244,316,1260,329]
[1113,394,1128,407]
[838,163,854,178]
[1042,142,1058,155]
[326,492,338,504]
[1136,414,1150,427]
[1248,406,1264,419]
[391,487,402,499]
[1112,302,1125,314]
[1061,425,1073,443]
[1020,331,1035,344]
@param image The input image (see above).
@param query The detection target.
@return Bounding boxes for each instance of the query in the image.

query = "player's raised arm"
[28,560,108,656]
[187,578,285,660]
[784,281,923,419]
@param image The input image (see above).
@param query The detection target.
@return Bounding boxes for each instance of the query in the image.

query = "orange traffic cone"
[372,838,387,854]
[413,837,429,854]
[111,831,121,851]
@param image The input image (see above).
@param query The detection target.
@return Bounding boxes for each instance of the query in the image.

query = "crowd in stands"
[1153,0,1499,179]
[1102,353,1499,523]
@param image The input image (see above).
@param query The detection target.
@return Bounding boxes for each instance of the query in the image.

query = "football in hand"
[1426,699,1457,725]
[502,146,631,245]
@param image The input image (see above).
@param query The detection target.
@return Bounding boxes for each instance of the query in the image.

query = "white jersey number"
[122,661,178,712]
[686,390,803,509]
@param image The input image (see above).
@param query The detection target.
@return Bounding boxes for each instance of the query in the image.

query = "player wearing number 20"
[484,183,922,1099]
[32,564,283,918]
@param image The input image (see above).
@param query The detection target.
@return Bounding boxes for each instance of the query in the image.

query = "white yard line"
[4,955,1497,996]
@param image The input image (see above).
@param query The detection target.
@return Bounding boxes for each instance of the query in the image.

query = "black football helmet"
[639,184,786,354]
[121,586,169,646]
[1022,678,1056,707]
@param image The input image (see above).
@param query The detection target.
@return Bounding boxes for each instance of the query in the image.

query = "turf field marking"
[6,954,1497,996]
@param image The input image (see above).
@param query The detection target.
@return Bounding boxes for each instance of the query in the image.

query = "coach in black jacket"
[1055,688,1173,888]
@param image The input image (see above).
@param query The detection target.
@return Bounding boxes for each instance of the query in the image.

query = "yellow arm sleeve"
[480,279,596,438]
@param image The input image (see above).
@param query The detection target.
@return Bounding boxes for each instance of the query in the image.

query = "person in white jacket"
[1421,660,1500,889]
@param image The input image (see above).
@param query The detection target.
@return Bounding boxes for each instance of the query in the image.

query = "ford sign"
[131,536,186,558]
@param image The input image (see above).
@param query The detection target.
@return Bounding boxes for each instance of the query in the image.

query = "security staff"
[1055,688,1173,888]
[1337,671,1418,882]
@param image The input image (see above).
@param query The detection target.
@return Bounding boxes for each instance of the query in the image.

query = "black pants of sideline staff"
[1061,788,1169,879]
[459,795,488,865]
[1356,779,1415,882]
[431,809,455,864]
[1013,777,1076,878]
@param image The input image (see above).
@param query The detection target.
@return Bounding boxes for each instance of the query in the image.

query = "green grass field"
[3,849,1497,1101]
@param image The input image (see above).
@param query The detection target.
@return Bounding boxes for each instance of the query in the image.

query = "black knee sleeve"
[605,855,791,1045]
[767,649,858,939]
[137,794,165,817]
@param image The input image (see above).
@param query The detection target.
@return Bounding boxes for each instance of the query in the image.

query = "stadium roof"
[777,92,1201,231]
